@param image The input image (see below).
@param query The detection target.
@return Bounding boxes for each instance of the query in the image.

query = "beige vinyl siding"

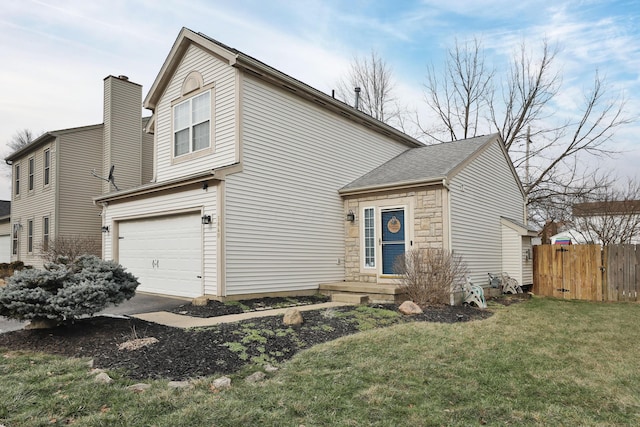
[155,44,237,182]
[10,140,58,268]
[223,76,410,296]
[103,76,142,193]
[57,127,103,248]
[102,184,218,296]
[449,140,525,287]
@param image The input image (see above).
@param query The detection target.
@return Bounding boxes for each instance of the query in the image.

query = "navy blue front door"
[381,209,405,274]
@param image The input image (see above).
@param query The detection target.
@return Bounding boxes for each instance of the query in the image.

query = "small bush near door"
[394,248,467,307]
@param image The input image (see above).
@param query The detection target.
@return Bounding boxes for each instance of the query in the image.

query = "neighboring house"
[0,201,10,263]
[5,76,153,268]
[550,200,640,245]
[95,28,533,302]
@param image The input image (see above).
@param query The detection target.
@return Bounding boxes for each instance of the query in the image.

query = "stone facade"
[343,185,446,283]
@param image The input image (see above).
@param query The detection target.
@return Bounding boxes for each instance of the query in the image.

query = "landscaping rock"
[245,371,266,384]
[127,383,151,393]
[212,376,231,389]
[118,337,159,351]
[25,319,59,330]
[168,380,192,389]
[264,364,278,373]
[399,301,423,315]
[283,308,303,326]
[192,296,210,306]
[94,372,113,384]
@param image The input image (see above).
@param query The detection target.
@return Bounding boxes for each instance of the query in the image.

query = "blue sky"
[0,0,638,200]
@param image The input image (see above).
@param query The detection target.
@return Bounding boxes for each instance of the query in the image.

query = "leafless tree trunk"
[336,50,401,126]
[421,39,630,227]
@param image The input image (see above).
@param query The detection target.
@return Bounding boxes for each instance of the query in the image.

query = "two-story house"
[5,75,153,268]
[95,28,534,302]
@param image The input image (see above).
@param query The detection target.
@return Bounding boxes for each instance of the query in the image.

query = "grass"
[1,297,640,426]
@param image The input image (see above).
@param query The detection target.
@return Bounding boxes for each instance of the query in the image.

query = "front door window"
[381,208,405,274]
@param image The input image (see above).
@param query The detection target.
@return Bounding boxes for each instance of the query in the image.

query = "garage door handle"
[197,275,202,278]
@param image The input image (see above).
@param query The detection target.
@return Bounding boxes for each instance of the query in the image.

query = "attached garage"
[118,212,203,298]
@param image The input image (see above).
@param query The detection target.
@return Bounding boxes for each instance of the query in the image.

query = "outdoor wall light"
[346,210,355,222]
[201,214,212,225]
[101,226,110,233]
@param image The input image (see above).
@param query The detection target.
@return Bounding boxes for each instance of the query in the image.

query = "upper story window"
[43,149,50,186]
[173,90,211,157]
[28,157,34,191]
[14,164,20,196]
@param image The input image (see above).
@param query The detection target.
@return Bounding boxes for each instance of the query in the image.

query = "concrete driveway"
[0,292,189,334]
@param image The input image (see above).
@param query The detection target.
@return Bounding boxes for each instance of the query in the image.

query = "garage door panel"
[118,213,202,298]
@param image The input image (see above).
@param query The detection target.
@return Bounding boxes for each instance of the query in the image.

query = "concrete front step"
[331,293,370,304]
[319,282,407,303]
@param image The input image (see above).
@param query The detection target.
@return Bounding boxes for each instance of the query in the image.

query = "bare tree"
[567,179,640,245]
[8,129,40,152]
[336,50,402,126]
[421,37,494,142]
[421,39,631,227]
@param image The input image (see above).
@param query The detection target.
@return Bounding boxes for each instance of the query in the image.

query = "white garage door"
[0,235,10,264]
[118,213,202,298]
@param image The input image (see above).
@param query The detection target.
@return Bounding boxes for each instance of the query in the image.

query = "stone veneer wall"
[343,186,446,283]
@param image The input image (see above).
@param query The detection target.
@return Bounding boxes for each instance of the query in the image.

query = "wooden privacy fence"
[533,244,640,302]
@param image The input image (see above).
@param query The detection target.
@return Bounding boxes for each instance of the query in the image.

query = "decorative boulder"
[283,308,304,326]
[191,296,209,306]
[398,300,423,315]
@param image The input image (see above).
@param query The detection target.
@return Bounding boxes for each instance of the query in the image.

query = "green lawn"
[1,298,639,426]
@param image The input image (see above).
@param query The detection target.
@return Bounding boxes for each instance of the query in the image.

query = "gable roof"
[5,123,103,163]
[340,134,500,195]
[144,27,422,149]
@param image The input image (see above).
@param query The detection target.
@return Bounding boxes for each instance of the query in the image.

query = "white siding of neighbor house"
[0,220,10,263]
[449,140,525,287]
[154,44,237,182]
[223,75,410,296]
[102,185,218,296]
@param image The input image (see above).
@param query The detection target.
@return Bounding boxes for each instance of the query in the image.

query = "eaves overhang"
[339,176,448,197]
[94,169,219,204]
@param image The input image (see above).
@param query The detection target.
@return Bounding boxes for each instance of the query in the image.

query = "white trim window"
[363,207,376,268]
[28,157,34,191]
[173,90,211,157]
[43,216,50,252]
[27,219,33,253]
[43,149,50,186]
[12,223,19,255]
[14,164,20,196]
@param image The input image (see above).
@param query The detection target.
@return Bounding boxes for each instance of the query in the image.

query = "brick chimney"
[102,75,142,194]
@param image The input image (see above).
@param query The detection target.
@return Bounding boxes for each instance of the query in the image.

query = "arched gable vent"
[181,71,204,96]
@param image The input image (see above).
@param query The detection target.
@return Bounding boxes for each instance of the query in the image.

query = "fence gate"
[533,245,603,301]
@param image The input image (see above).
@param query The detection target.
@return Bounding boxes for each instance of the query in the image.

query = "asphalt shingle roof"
[341,134,498,192]
[0,201,10,218]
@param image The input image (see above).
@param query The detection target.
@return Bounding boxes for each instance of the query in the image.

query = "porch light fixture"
[101,226,110,233]
[201,214,212,225]
[346,210,355,222]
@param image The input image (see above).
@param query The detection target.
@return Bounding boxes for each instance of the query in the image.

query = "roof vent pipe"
[118,75,129,81]
[354,87,361,110]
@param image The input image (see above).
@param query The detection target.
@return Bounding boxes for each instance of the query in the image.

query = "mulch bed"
[0,301,497,381]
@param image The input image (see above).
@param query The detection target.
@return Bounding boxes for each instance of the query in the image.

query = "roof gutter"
[339,176,447,197]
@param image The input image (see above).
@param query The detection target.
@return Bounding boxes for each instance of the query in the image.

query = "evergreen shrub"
[0,255,139,323]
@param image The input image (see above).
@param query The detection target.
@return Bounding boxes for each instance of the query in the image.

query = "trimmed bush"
[0,255,139,323]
